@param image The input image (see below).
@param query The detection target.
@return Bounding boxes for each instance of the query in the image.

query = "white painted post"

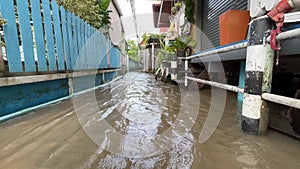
[151,43,155,73]
[144,49,147,72]
[126,53,129,72]
[185,59,188,87]
[242,17,275,135]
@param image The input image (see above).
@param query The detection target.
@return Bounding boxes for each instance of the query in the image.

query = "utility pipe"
[262,93,300,109]
[267,27,300,41]
[186,76,244,93]
[186,42,248,60]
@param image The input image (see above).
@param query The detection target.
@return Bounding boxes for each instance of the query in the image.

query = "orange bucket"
[219,10,250,46]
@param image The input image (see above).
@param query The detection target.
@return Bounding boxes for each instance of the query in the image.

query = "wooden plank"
[97,29,101,69]
[85,23,89,69]
[66,11,74,70]
[81,20,86,69]
[52,0,65,71]
[72,14,79,70]
[90,25,94,69]
[99,32,105,69]
[107,39,111,68]
[30,0,47,71]
[60,7,71,70]
[42,0,57,71]
[80,19,85,69]
[102,34,108,69]
[16,0,36,72]
[80,19,84,48]
[89,25,94,69]
[86,22,90,69]
[90,26,94,69]
[0,0,22,72]
[82,21,87,69]
[76,17,82,69]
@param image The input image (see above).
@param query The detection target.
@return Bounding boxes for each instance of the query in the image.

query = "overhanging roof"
[152,1,172,28]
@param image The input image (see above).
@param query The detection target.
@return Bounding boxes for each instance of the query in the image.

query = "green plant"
[171,1,182,15]
[157,37,176,65]
[0,17,7,26]
[57,0,112,30]
[183,0,195,24]
[127,39,139,62]
[141,33,175,65]
[97,0,112,31]
[169,35,197,52]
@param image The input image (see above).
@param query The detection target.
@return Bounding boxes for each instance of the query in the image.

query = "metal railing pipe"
[262,93,300,109]
[186,76,244,93]
[186,42,247,60]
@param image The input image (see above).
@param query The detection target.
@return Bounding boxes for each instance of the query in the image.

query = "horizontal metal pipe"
[0,76,123,123]
[262,93,300,109]
[276,28,300,41]
[251,11,300,24]
[267,27,300,42]
[186,42,247,60]
[186,76,244,93]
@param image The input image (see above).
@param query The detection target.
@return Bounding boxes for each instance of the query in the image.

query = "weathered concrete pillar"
[67,73,74,95]
[242,18,275,135]
[102,73,106,84]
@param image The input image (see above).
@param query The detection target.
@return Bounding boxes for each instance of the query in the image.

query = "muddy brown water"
[0,72,300,169]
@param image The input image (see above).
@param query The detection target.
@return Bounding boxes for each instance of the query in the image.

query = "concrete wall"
[0,71,118,118]
[0,79,69,117]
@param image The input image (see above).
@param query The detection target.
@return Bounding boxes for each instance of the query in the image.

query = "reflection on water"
[0,72,300,169]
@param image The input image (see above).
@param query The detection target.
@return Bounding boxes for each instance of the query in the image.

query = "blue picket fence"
[0,0,120,73]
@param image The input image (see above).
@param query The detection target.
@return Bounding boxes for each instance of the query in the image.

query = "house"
[152,0,300,137]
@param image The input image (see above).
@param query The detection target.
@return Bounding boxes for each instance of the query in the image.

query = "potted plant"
[169,35,197,57]
[219,0,250,46]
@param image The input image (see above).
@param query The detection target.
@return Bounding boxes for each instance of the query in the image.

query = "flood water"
[1,72,300,169]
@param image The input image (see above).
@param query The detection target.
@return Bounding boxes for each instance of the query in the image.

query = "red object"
[160,27,169,33]
[267,0,293,50]
[270,26,282,50]
[219,10,250,46]
[267,0,292,23]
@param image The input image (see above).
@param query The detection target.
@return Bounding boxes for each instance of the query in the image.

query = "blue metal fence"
[0,0,121,73]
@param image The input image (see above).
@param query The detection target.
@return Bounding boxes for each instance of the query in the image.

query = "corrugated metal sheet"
[201,0,248,50]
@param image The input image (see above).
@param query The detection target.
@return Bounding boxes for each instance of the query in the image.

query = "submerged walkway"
[0,72,300,168]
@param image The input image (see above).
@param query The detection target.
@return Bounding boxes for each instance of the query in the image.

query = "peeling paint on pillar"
[262,45,275,93]
[241,17,275,135]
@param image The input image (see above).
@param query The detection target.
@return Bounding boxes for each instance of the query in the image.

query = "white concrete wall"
[109,2,122,46]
